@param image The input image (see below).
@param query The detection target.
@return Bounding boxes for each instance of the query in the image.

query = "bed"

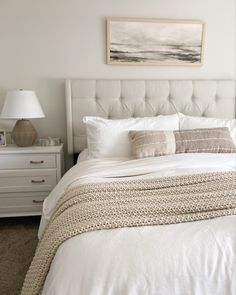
[23,80,236,295]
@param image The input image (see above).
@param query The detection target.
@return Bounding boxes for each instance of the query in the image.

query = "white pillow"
[83,114,179,158]
[179,114,236,144]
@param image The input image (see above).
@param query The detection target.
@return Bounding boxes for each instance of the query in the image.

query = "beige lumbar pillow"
[129,128,236,159]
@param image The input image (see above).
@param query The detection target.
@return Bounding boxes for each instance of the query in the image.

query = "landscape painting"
[107,18,205,66]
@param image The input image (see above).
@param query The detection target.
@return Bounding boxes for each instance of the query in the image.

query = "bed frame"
[65,79,236,154]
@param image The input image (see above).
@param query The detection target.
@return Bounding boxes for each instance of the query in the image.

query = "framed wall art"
[107,18,205,66]
[0,129,6,147]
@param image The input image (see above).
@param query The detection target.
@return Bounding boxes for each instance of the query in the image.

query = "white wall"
[0,0,235,164]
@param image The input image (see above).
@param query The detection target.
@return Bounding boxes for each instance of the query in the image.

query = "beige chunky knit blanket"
[21,171,236,295]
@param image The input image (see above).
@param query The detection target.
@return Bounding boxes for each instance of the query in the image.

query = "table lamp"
[0,90,45,147]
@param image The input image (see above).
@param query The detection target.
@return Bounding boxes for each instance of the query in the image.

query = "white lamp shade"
[1,90,45,119]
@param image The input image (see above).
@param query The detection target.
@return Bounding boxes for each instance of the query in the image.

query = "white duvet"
[40,153,236,295]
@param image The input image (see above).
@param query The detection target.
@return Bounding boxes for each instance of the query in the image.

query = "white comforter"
[40,153,236,295]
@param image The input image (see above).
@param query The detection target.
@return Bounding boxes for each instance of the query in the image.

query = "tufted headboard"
[65,79,236,154]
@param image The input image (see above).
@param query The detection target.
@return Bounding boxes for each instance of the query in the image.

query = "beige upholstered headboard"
[65,79,236,154]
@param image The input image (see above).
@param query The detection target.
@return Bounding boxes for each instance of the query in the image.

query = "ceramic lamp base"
[12,119,37,147]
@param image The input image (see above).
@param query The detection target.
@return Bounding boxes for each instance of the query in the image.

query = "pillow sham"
[83,114,179,158]
[129,128,236,159]
[179,114,236,144]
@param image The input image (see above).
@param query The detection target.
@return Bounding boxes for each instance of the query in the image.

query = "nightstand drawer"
[0,144,63,217]
[0,169,57,193]
[0,154,56,169]
[0,191,48,216]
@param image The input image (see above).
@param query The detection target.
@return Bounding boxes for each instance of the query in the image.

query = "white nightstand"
[0,144,64,217]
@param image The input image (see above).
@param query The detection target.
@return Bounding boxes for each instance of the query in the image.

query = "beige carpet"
[0,216,40,295]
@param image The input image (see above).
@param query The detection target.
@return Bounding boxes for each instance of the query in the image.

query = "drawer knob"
[30,160,44,164]
[33,200,44,204]
[31,179,45,184]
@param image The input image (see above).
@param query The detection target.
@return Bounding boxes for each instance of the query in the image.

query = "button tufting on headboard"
[65,79,236,154]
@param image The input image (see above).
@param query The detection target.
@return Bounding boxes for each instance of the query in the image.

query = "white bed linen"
[83,114,179,158]
[76,148,89,163]
[40,153,236,295]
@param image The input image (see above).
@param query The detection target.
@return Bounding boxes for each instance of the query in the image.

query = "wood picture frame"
[107,17,205,66]
[0,129,6,147]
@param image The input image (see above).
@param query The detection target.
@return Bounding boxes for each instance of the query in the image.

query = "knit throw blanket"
[21,171,236,295]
